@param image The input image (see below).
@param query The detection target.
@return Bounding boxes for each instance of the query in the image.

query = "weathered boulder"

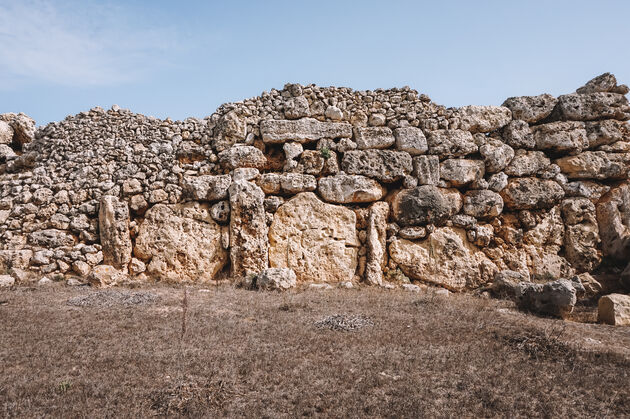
[585,120,625,148]
[561,197,597,225]
[564,223,601,272]
[596,183,630,260]
[354,127,395,149]
[365,202,389,286]
[255,268,297,290]
[0,113,36,147]
[98,195,132,270]
[455,105,512,133]
[393,127,428,155]
[341,150,412,182]
[218,145,267,169]
[563,180,611,202]
[440,159,485,187]
[500,178,564,210]
[576,73,629,95]
[504,150,550,177]
[552,93,630,121]
[532,121,588,153]
[257,173,317,195]
[502,120,535,149]
[0,144,16,160]
[479,140,514,173]
[555,151,628,180]
[182,175,231,201]
[134,202,228,282]
[260,118,353,143]
[463,190,504,219]
[0,121,13,145]
[28,229,75,248]
[502,94,558,124]
[269,192,359,283]
[88,265,128,287]
[388,228,498,291]
[598,294,630,326]
[318,174,385,204]
[427,130,477,157]
[391,185,461,226]
[516,279,577,317]
[284,96,310,119]
[229,180,268,279]
[491,270,529,297]
[0,275,15,287]
[412,155,440,185]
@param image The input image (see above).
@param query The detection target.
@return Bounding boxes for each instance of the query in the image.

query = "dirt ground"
[1,283,629,418]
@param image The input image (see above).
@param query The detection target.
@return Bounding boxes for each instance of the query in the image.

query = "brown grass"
[1,284,630,418]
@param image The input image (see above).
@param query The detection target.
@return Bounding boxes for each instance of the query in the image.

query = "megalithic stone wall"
[0,73,629,290]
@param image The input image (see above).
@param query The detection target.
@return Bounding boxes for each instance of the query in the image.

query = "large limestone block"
[598,294,630,326]
[365,202,389,286]
[502,94,558,124]
[0,113,36,147]
[555,151,628,180]
[260,118,353,143]
[0,120,13,145]
[456,105,512,133]
[134,202,228,282]
[341,150,412,182]
[596,183,630,260]
[354,127,395,149]
[389,228,498,291]
[427,129,477,157]
[269,192,359,283]
[532,121,588,153]
[412,155,440,185]
[517,279,577,317]
[318,174,385,204]
[28,229,75,248]
[504,150,550,177]
[218,145,267,169]
[394,127,428,155]
[564,223,601,272]
[391,185,461,226]
[553,93,630,121]
[439,159,485,187]
[585,120,625,148]
[182,175,231,201]
[500,178,564,210]
[99,195,132,270]
[229,180,269,279]
[257,173,316,195]
[463,190,504,219]
[479,139,514,173]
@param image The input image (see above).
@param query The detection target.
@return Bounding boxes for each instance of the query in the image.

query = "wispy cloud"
[0,0,177,88]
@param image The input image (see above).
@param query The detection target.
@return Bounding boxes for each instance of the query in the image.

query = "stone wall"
[1,73,629,292]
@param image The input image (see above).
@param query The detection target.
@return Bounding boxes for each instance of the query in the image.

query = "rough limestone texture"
[229,180,268,279]
[389,228,498,291]
[1,72,629,296]
[365,202,389,286]
[598,294,630,326]
[255,268,297,291]
[134,203,227,282]
[269,193,359,283]
[98,195,132,270]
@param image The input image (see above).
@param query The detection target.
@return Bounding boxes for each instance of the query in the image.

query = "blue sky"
[1,0,629,125]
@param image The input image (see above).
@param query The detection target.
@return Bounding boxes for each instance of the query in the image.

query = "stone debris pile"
[0,73,629,317]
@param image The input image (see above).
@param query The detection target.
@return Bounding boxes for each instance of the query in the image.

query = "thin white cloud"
[0,0,177,88]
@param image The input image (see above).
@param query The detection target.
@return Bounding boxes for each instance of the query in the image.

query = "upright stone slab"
[229,179,269,279]
[269,192,359,283]
[365,202,389,286]
[99,195,132,270]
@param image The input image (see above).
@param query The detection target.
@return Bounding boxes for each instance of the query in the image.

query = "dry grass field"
[1,283,630,418]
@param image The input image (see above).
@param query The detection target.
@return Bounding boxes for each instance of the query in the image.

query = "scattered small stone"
[314,314,374,331]
[66,290,159,307]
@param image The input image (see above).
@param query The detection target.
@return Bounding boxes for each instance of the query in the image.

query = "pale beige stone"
[598,294,630,326]
[269,192,359,283]
[365,202,389,286]
[98,195,132,270]
[134,202,227,282]
[388,228,498,291]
